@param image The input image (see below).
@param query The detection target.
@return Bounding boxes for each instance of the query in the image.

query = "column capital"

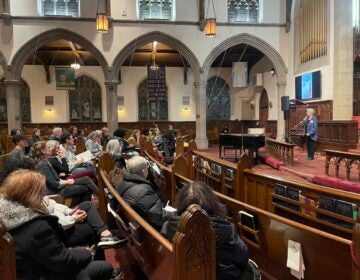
[194,81,207,88]
[3,80,23,87]
[104,80,118,91]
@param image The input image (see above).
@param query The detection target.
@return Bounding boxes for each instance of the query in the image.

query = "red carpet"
[201,145,360,185]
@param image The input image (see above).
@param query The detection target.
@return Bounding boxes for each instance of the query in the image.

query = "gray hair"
[306,108,315,114]
[126,156,148,176]
[53,127,62,134]
[88,130,102,140]
[106,139,123,156]
[46,140,58,152]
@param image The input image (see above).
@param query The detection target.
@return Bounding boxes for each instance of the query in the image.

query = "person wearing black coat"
[114,155,167,230]
[161,181,249,280]
[0,170,115,280]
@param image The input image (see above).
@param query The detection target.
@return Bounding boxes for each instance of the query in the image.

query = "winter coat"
[116,172,166,229]
[35,159,64,194]
[0,197,92,280]
[161,215,249,280]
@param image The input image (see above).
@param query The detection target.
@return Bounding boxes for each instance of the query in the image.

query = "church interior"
[1,0,360,279]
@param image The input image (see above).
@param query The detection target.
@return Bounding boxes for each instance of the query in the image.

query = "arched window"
[228,0,259,23]
[0,78,31,123]
[138,0,175,20]
[206,77,230,121]
[138,78,168,121]
[69,76,102,122]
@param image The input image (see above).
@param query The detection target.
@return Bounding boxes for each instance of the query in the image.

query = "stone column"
[194,75,208,149]
[104,81,119,134]
[254,91,261,120]
[333,1,353,120]
[276,82,286,141]
[4,80,22,134]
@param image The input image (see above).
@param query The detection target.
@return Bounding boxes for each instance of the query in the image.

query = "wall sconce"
[250,102,255,109]
[204,0,216,37]
[182,107,191,113]
[270,68,275,76]
[46,108,53,113]
[268,101,273,109]
[96,0,109,33]
[118,107,124,113]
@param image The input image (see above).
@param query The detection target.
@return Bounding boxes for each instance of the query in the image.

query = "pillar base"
[195,137,209,149]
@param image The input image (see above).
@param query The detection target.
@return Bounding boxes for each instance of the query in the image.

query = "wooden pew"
[100,169,216,280]
[324,149,360,181]
[170,171,360,280]
[186,150,360,239]
[189,150,251,201]
[0,153,9,172]
[76,139,86,154]
[265,137,296,165]
[0,219,16,280]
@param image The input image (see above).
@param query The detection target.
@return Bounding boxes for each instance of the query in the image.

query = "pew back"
[100,169,216,280]
[0,219,16,280]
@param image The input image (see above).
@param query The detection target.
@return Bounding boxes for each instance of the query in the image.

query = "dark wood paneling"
[266,120,277,138]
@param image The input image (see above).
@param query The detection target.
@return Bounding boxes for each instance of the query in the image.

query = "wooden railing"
[324,149,360,181]
[100,169,216,280]
[265,137,296,165]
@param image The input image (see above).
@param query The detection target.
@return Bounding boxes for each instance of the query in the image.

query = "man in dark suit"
[303,108,318,160]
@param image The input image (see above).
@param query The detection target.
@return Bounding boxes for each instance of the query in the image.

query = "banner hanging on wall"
[55,66,75,90]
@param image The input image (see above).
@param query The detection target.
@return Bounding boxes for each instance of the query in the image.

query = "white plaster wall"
[21,65,197,123]
[21,65,106,123]
[117,66,195,122]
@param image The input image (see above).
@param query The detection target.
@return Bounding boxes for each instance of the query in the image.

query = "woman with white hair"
[303,108,318,160]
[106,139,123,159]
[114,155,167,229]
[85,130,103,157]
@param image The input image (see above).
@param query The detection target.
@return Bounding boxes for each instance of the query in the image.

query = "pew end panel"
[173,204,216,280]
[0,219,16,280]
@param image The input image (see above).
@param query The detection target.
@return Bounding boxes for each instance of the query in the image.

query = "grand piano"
[218,133,265,162]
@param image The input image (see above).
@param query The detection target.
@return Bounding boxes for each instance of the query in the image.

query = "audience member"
[113,156,166,229]
[106,139,123,160]
[69,126,78,143]
[127,129,141,149]
[46,140,97,183]
[0,170,121,280]
[101,127,111,146]
[0,157,35,184]
[28,128,42,150]
[5,134,28,165]
[113,128,129,151]
[49,127,63,142]
[44,197,123,248]
[60,132,96,174]
[78,129,87,141]
[31,141,98,202]
[161,181,249,280]
[85,130,103,157]
[10,128,22,136]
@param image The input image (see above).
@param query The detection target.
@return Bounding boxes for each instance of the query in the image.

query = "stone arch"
[9,28,109,81]
[202,33,287,85]
[111,31,201,83]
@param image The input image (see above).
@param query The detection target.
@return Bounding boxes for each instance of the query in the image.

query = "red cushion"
[313,175,360,194]
[265,156,285,170]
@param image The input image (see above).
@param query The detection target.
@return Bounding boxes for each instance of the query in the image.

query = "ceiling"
[25,39,265,70]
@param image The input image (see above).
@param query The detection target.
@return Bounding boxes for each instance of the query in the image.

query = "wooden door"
[259,89,269,128]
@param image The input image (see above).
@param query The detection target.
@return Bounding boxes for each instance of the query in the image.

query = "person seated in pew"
[5,134,28,165]
[127,129,141,150]
[69,126,79,145]
[10,128,22,137]
[44,197,124,249]
[78,129,87,142]
[49,127,63,142]
[60,132,96,175]
[113,155,167,230]
[27,128,42,151]
[106,139,123,161]
[31,141,98,203]
[161,181,249,280]
[0,170,123,280]
[113,128,130,152]
[0,157,36,184]
[85,130,103,158]
[46,140,97,184]
[101,127,111,147]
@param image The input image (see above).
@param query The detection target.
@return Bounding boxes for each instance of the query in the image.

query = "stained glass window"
[228,0,259,23]
[0,79,31,123]
[138,0,174,20]
[206,77,230,121]
[41,0,80,17]
[69,76,102,122]
[138,78,168,121]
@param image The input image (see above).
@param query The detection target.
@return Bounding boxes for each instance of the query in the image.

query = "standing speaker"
[281,96,290,111]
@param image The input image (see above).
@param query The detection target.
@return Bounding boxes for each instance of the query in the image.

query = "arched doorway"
[259,89,269,128]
